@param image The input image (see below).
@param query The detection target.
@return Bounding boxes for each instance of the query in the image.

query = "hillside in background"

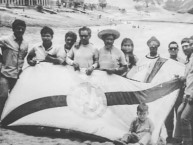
[106,0,193,14]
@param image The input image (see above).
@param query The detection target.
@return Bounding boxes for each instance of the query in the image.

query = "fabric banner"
[1,61,184,144]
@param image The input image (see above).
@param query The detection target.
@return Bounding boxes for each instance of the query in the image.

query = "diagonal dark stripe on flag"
[106,79,182,106]
[1,79,182,126]
[1,95,67,126]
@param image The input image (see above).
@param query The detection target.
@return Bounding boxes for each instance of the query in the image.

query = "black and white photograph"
[0,0,193,145]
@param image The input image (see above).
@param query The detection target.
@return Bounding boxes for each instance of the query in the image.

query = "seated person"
[114,103,154,145]
[98,29,127,75]
[27,26,66,66]
[67,26,98,75]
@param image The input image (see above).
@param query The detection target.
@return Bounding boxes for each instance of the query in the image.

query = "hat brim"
[98,29,120,40]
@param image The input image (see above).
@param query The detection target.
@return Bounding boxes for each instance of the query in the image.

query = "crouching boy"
[114,103,154,145]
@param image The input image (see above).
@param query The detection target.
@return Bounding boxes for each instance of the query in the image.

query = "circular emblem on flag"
[67,82,107,119]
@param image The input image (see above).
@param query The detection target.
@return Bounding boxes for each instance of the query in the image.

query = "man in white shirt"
[27,26,66,66]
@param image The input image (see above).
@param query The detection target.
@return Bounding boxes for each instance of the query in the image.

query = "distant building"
[0,0,61,7]
[61,0,84,8]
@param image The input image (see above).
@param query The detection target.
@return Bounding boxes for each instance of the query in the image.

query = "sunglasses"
[169,47,178,50]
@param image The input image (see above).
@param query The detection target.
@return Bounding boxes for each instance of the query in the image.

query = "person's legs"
[174,102,187,141]
[0,76,9,119]
[165,107,174,143]
[180,103,193,145]
[8,77,17,91]
[138,133,151,145]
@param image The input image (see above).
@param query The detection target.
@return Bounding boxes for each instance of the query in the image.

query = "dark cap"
[147,36,160,47]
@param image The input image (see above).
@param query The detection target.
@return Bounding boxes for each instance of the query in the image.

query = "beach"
[1,3,193,145]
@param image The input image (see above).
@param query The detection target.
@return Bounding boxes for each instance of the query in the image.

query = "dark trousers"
[165,87,184,142]
[0,74,17,119]
[174,100,193,145]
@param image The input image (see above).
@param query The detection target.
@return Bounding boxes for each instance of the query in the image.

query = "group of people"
[0,19,193,145]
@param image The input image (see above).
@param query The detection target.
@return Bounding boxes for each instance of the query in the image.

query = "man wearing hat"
[98,29,127,75]
[146,36,160,59]
[127,36,167,83]
[0,19,28,118]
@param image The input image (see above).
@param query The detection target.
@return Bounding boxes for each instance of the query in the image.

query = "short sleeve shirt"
[67,43,98,68]
[99,46,127,69]
[31,43,66,63]
[129,117,154,139]
[0,34,28,78]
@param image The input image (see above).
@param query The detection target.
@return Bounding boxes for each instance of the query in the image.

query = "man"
[67,26,98,75]
[168,41,185,63]
[64,31,77,53]
[27,26,66,66]
[174,37,193,145]
[165,40,186,144]
[0,19,28,117]
[127,36,167,83]
[98,29,127,75]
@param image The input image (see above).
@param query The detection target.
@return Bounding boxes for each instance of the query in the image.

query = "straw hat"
[98,29,120,40]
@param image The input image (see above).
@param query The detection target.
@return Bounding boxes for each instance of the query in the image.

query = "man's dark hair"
[137,103,148,112]
[40,26,54,36]
[78,26,91,36]
[12,19,26,30]
[168,41,178,49]
[65,31,77,43]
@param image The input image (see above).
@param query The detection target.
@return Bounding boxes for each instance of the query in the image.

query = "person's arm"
[116,51,128,75]
[184,57,193,104]
[92,49,99,69]
[46,47,66,65]
[86,49,99,75]
[129,119,136,133]
[0,38,5,64]
[27,48,36,66]
[66,47,74,65]
[66,47,79,71]
[149,118,154,135]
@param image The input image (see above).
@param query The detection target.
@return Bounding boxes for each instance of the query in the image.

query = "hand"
[174,75,186,82]
[73,62,80,71]
[86,66,94,75]
[188,97,193,105]
[28,60,36,66]
[183,94,190,102]
[106,68,116,74]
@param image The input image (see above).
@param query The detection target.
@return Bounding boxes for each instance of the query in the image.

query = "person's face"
[168,43,179,56]
[65,36,75,48]
[182,42,191,56]
[79,30,90,45]
[13,25,26,39]
[121,41,133,53]
[104,35,115,49]
[137,111,148,122]
[149,41,159,56]
[41,33,53,44]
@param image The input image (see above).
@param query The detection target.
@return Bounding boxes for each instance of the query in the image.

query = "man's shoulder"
[112,46,124,55]
[0,35,13,42]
